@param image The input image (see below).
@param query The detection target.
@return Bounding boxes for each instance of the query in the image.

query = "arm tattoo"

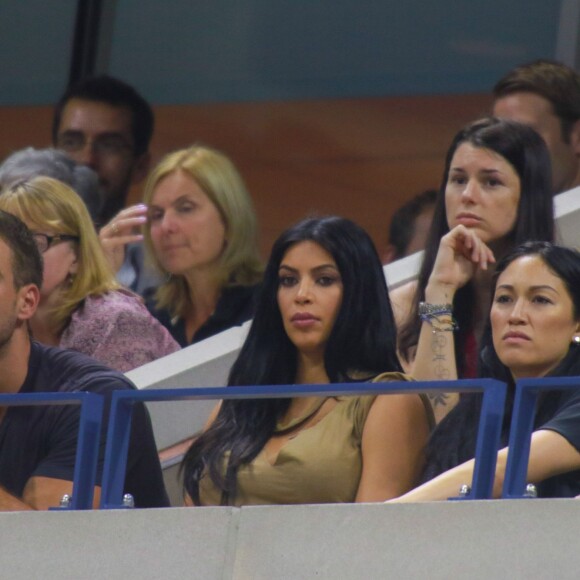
[428,391,450,408]
[431,332,451,380]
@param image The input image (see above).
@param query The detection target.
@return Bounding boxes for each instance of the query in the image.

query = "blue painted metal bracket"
[502,376,580,499]
[463,379,507,500]
[100,379,507,508]
[0,391,104,510]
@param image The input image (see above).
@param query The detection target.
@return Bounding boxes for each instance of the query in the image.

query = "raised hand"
[426,225,496,302]
[99,204,148,273]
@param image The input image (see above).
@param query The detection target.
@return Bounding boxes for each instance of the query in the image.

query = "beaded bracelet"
[418,302,459,333]
[418,302,453,317]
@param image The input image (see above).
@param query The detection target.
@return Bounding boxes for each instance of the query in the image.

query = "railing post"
[470,379,508,499]
[100,391,135,509]
[502,376,580,499]
[502,380,539,499]
[70,393,105,510]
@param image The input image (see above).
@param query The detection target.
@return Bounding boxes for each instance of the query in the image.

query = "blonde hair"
[142,145,263,318]
[0,176,119,332]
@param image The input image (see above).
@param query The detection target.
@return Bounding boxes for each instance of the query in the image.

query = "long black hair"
[182,216,402,504]
[422,242,580,480]
[398,117,555,376]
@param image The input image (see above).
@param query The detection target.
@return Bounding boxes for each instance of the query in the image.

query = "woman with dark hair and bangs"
[182,216,433,506]
[392,116,555,422]
[392,242,580,501]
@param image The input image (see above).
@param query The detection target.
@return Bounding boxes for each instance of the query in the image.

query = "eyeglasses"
[32,233,80,254]
[56,132,133,156]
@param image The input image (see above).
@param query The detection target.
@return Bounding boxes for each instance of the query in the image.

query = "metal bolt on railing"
[122,493,135,508]
[59,494,72,508]
[523,483,538,498]
[458,484,471,498]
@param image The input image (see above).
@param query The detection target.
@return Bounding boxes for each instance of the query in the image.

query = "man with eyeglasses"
[0,210,169,510]
[53,75,152,225]
[52,75,159,294]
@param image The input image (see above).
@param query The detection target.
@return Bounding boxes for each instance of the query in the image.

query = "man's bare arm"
[0,486,33,511]
[0,477,102,511]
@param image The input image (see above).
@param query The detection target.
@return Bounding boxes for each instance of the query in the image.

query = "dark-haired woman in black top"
[393,242,580,501]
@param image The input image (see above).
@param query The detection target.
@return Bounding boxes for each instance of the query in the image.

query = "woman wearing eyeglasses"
[0,176,179,371]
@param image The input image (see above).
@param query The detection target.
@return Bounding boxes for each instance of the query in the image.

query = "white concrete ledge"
[3,500,580,579]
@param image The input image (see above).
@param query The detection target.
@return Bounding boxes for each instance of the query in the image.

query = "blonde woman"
[0,176,179,371]
[141,145,263,346]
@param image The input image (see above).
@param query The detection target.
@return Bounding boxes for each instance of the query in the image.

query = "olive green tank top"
[198,372,431,506]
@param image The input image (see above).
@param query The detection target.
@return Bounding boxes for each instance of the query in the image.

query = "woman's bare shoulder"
[204,401,222,430]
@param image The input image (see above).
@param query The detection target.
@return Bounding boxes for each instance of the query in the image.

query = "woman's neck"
[471,264,497,340]
[295,352,329,385]
[471,236,523,347]
[284,353,331,425]
[488,236,513,261]
[29,304,61,346]
[182,268,223,341]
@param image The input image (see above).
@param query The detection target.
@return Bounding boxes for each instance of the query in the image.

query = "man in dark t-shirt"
[0,210,168,509]
[0,342,169,508]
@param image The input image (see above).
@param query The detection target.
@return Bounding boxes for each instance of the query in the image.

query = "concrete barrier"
[125,322,250,450]
[2,500,580,579]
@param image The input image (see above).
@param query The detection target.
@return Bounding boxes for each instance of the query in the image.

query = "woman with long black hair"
[393,117,555,421]
[182,216,432,506]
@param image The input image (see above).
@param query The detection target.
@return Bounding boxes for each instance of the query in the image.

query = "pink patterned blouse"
[60,290,180,372]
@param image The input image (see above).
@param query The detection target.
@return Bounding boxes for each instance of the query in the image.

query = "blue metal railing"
[100,379,507,508]
[502,376,580,499]
[13,376,575,507]
[0,391,104,509]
